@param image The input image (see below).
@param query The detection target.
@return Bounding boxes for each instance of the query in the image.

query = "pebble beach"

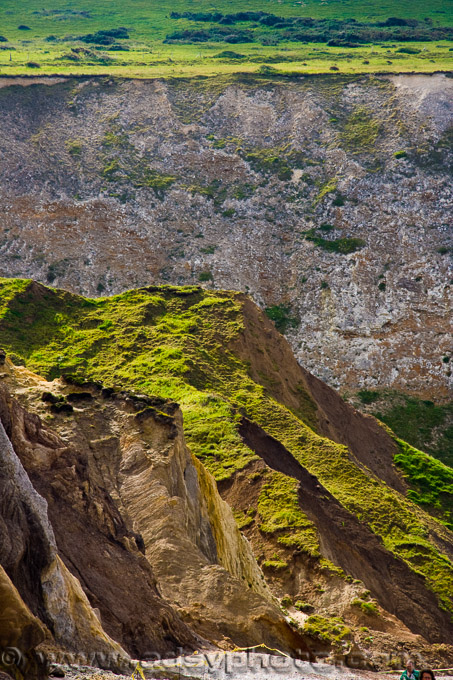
[50,652,449,680]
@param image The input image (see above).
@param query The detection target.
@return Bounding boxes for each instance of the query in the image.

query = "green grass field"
[0,0,452,77]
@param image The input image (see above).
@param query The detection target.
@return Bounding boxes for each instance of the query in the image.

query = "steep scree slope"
[0,278,453,668]
[0,74,451,399]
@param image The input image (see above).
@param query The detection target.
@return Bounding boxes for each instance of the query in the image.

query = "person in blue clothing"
[400,660,420,680]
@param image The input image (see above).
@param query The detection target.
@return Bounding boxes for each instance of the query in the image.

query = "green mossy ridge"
[0,278,31,314]
[0,279,257,481]
[257,470,319,556]
[394,439,453,530]
[242,398,453,614]
[0,278,452,615]
[183,393,256,481]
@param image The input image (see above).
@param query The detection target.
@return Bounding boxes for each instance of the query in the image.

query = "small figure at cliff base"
[400,660,420,680]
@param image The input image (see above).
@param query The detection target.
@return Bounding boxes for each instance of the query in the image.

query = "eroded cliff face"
[0,387,129,677]
[0,566,48,680]
[0,74,451,399]
[0,357,312,665]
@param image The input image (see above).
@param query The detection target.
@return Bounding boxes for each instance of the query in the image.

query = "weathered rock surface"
[0,392,129,677]
[0,566,47,680]
[0,74,451,398]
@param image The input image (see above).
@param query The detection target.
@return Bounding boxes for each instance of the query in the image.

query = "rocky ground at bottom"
[49,654,453,680]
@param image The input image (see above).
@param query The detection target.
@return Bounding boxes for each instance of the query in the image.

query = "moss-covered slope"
[352,389,453,469]
[1,277,453,644]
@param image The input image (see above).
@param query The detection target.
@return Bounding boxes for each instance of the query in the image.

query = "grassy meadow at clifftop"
[0,0,452,76]
[1,277,452,617]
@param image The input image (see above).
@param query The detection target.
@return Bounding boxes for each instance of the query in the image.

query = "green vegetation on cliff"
[394,439,453,530]
[353,389,453,472]
[304,228,366,254]
[258,471,319,555]
[302,615,351,646]
[340,106,381,152]
[369,392,453,469]
[0,277,452,617]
